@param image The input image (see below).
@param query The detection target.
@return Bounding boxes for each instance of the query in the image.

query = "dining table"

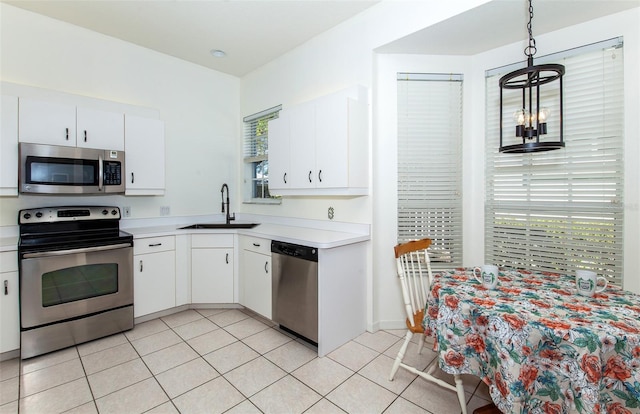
[422,267,640,414]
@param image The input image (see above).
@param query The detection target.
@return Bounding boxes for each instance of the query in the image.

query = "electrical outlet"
[123,206,131,217]
[160,206,170,216]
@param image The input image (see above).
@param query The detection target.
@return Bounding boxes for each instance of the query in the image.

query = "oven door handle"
[23,243,132,258]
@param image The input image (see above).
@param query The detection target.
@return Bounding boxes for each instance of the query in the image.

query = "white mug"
[473,265,499,289]
[576,270,608,296]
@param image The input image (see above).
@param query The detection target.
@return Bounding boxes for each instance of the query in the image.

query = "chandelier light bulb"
[513,109,527,126]
[537,107,550,123]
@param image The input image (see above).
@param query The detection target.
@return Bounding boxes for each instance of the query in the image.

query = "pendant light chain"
[525,0,537,58]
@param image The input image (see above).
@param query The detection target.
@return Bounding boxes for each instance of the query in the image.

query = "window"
[485,38,624,286]
[243,105,281,201]
[397,73,464,268]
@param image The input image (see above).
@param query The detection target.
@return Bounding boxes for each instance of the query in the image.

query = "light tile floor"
[0,308,493,414]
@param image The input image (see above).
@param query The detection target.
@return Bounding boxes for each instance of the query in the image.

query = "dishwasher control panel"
[271,240,318,261]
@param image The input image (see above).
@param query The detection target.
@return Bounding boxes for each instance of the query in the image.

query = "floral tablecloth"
[422,268,640,413]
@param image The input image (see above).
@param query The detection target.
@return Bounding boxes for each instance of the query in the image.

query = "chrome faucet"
[220,183,235,224]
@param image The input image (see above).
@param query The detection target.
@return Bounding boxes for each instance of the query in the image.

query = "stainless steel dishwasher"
[271,240,318,344]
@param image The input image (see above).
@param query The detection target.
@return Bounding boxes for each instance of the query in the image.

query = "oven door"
[20,243,133,329]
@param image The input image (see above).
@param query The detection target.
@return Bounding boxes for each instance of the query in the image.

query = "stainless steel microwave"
[19,143,125,195]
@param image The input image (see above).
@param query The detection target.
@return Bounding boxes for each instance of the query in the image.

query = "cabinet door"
[18,98,76,146]
[124,115,165,195]
[267,113,290,191]
[0,269,19,353]
[315,94,349,189]
[242,250,272,319]
[192,248,234,303]
[76,107,124,151]
[288,102,316,189]
[1,95,18,196]
[134,251,176,317]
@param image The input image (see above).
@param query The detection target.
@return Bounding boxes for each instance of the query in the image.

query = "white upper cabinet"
[1,95,19,196]
[124,114,165,195]
[267,112,291,191]
[19,98,76,146]
[76,107,124,150]
[18,97,124,150]
[288,101,317,189]
[268,86,368,196]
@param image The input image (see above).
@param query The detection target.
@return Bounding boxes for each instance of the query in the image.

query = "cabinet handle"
[131,172,135,184]
[65,127,69,140]
[139,260,143,272]
[318,170,322,183]
[4,280,7,295]
[283,173,287,184]
[84,130,87,142]
[308,170,312,183]
[148,243,162,247]
[264,261,268,274]
[253,243,260,247]
[225,253,229,264]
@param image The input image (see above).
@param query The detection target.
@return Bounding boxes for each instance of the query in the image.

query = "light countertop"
[126,222,369,249]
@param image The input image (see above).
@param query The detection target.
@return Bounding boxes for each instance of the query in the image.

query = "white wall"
[373,54,475,328]
[239,0,491,331]
[0,4,240,226]
[238,0,490,225]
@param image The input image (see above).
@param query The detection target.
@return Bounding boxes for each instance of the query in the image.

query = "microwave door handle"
[98,154,104,191]
[23,243,132,259]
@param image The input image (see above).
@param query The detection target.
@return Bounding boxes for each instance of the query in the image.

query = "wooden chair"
[388,238,467,414]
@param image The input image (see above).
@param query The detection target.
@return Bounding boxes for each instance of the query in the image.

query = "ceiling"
[4,0,639,77]
[2,0,379,77]
[378,0,640,55]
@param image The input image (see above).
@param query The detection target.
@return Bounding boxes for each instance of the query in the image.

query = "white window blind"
[397,73,463,267]
[485,38,624,286]
[243,105,281,200]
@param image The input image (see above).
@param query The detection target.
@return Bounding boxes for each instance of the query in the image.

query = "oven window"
[27,156,98,185]
[42,263,118,307]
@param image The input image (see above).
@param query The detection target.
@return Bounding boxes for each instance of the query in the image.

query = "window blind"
[243,105,281,199]
[485,39,624,286]
[397,73,463,268]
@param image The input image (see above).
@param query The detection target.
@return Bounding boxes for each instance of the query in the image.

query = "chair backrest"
[394,238,433,328]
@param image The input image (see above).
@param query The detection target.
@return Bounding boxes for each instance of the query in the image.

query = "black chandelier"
[499,0,565,153]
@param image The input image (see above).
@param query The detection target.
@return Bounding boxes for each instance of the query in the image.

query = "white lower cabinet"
[133,236,176,318]
[0,251,19,354]
[239,236,271,319]
[191,234,234,304]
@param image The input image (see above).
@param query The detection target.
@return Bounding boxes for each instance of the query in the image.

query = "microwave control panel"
[103,161,122,185]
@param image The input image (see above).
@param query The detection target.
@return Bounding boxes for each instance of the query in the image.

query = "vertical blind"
[485,38,625,286]
[397,73,463,268]
[243,105,281,199]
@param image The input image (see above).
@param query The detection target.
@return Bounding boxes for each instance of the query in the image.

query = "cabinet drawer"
[134,236,175,255]
[191,234,234,248]
[240,236,271,256]
[0,251,18,272]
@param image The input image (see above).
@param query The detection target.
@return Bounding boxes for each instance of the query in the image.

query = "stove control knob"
[23,213,31,220]
[102,209,108,215]
[111,209,118,216]
[35,212,43,218]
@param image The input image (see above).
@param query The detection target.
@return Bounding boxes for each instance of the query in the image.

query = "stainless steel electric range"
[18,206,134,359]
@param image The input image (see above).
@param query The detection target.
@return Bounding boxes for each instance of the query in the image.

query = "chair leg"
[453,374,467,414]
[389,330,413,381]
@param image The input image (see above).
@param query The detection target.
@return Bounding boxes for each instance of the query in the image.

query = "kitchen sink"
[178,223,260,230]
